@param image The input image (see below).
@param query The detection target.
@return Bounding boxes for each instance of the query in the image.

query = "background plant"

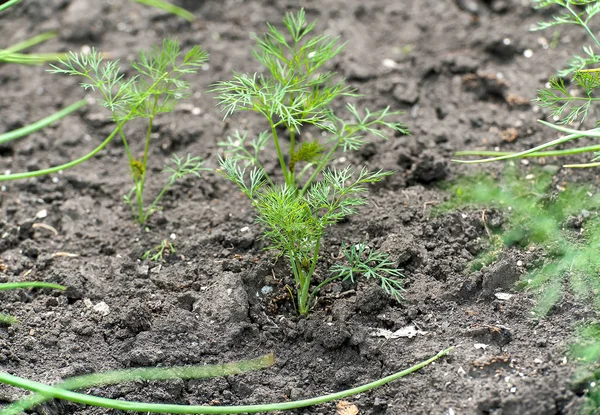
[454,0,600,167]
[0,38,209,224]
[435,163,600,316]
[214,9,408,315]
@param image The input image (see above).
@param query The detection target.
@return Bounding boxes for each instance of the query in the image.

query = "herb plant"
[1,39,209,224]
[214,9,408,315]
[454,0,600,167]
[436,164,600,316]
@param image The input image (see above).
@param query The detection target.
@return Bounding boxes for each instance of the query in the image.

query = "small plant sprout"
[455,0,600,167]
[142,239,176,262]
[30,38,209,224]
[215,10,408,315]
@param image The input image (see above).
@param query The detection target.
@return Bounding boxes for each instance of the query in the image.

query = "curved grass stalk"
[455,145,600,159]
[0,0,21,13]
[131,0,194,21]
[453,121,600,164]
[0,347,453,414]
[0,282,66,291]
[3,354,276,415]
[0,32,65,65]
[0,123,122,182]
[0,99,87,145]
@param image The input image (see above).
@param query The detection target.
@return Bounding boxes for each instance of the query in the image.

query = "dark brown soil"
[1,0,598,414]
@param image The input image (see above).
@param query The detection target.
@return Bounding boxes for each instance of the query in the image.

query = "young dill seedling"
[454,0,600,167]
[214,10,408,315]
[142,239,176,263]
[48,38,209,224]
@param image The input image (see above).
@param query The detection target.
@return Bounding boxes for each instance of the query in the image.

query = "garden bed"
[0,0,595,413]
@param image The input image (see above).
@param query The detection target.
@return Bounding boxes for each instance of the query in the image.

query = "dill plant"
[454,0,600,167]
[214,9,408,315]
[1,38,209,224]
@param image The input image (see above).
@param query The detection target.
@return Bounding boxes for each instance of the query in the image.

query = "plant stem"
[300,140,341,195]
[0,99,87,145]
[0,282,66,291]
[455,144,600,158]
[453,123,600,164]
[0,347,453,414]
[270,123,291,186]
[130,0,195,22]
[2,31,58,54]
[0,0,21,13]
[566,3,600,50]
[0,124,122,181]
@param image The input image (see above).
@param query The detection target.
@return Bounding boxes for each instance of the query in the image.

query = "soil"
[1,0,599,414]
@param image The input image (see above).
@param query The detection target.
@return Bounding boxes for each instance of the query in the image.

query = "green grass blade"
[0,99,87,145]
[455,145,600,159]
[0,347,452,414]
[3,354,276,415]
[453,121,600,164]
[131,0,194,21]
[0,0,21,12]
[0,282,66,291]
[2,32,59,54]
[0,52,66,65]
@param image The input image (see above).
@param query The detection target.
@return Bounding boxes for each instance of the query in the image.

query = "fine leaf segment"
[214,9,408,315]
[455,0,600,167]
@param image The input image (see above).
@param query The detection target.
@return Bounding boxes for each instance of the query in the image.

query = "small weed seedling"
[436,164,600,316]
[214,10,408,315]
[142,239,176,262]
[455,0,600,166]
[3,38,209,224]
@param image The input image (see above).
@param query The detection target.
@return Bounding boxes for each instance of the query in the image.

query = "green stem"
[0,52,65,65]
[0,282,66,291]
[455,144,600,158]
[300,140,341,195]
[270,123,291,186]
[0,99,87,145]
[297,238,321,315]
[3,354,275,415]
[130,0,195,22]
[0,0,21,13]
[2,32,58,54]
[0,347,453,414]
[0,124,122,182]
[452,122,600,164]
[566,3,600,50]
